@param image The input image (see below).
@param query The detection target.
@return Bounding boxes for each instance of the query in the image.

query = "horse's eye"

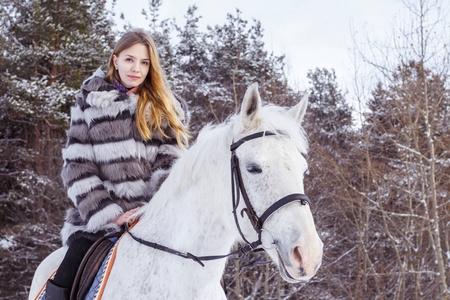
[246,163,262,174]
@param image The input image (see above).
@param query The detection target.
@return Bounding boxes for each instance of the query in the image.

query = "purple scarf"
[113,80,130,93]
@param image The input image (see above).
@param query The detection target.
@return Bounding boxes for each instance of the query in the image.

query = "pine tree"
[143,0,176,76]
[1,0,114,222]
[206,9,251,113]
[306,68,352,149]
[203,9,292,124]
[175,5,208,79]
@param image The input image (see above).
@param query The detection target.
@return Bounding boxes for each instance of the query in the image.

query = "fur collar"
[82,69,137,110]
[80,68,189,125]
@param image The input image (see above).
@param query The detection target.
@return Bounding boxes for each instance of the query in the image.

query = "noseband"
[125,130,311,266]
[230,131,311,249]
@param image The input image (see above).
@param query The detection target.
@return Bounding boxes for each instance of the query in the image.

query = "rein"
[125,222,261,267]
[125,130,311,267]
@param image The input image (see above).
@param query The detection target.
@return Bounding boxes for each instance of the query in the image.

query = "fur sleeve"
[146,139,186,196]
[61,98,123,230]
[147,95,189,192]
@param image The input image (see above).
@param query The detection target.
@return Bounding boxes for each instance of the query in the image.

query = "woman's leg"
[46,238,94,299]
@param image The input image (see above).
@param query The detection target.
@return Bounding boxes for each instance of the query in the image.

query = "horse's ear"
[241,83,262,129]
[288,93,308,124]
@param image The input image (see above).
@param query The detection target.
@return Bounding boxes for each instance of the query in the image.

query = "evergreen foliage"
[0,0,115,297]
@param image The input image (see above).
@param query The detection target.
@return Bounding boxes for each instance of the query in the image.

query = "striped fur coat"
[60,69,188,246]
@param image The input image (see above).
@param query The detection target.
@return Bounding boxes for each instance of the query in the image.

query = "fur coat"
[60,69,188,246]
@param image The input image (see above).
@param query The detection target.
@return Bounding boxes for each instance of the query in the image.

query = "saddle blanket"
[35,236,121,300]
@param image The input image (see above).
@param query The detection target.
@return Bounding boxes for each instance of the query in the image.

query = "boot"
[45,279,70,300]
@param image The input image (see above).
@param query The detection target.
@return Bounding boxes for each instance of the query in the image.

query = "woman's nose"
[132,62,140,73]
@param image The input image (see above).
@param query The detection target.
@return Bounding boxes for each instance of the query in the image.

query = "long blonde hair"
[105,29,188,147]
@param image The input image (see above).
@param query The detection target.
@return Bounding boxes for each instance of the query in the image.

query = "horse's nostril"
[292,246,303,267]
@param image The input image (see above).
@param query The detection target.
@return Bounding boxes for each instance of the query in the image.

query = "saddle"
[69,232,123,300]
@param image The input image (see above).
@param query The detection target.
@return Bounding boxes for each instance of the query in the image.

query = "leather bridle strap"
[231,153,259,243]
[230,131,279,243]
[230,131,278,151]
[258,193,311,227]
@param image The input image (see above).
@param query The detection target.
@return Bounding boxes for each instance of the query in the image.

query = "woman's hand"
[112,207,141,226]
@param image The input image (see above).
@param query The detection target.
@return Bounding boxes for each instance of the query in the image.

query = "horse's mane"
[166,119,233,194]
[164,104,309,194]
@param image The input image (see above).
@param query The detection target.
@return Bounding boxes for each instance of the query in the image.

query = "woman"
[45,29,189,299]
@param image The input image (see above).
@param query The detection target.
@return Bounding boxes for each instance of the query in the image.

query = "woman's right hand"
[112,207,140,226]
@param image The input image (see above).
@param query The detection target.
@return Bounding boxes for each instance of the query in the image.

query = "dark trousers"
[52,238,94,288]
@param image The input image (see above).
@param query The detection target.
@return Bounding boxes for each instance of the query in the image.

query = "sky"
[109,0,406,94]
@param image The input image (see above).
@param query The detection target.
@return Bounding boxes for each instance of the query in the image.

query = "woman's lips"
[128,75,140,80]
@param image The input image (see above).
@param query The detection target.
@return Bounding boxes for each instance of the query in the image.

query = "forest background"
[0,0,448,299]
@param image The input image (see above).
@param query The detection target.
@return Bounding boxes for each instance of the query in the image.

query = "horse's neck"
[109,181,234,298]
[130,138,236,277]
[136,188,235,254]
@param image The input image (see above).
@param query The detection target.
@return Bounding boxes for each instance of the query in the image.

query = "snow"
[0,236,16,250]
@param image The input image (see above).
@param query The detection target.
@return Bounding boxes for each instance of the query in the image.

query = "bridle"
[230,131,311,249]
[125,130,311,266]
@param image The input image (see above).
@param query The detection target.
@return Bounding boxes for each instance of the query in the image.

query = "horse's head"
[231,83,323,282]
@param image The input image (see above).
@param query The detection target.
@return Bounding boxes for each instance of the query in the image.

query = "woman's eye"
[142,61,149,65]
[246,163,262,174]
[126,58,133,62]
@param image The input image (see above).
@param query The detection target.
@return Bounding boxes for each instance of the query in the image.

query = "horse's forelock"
[236,105,309,154]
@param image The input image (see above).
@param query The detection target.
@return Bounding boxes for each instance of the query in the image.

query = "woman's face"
[113,43,150,88]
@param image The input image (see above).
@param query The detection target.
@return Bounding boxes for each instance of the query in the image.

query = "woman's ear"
[113,54,118,68]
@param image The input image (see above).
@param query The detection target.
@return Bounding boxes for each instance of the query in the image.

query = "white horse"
[29,84,323,300]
